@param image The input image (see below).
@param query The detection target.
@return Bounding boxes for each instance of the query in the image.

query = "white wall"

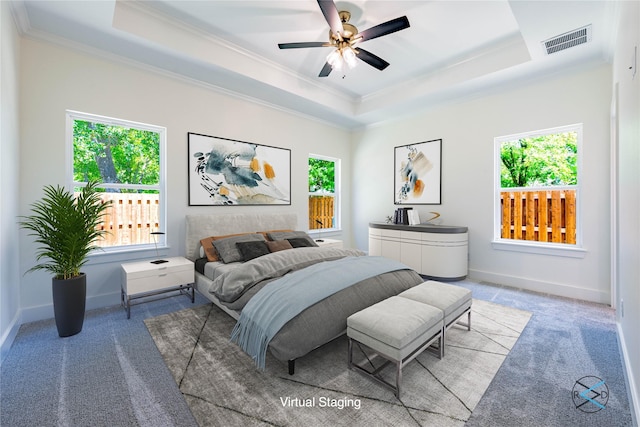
[613,0,640,420]
[18,37,351,322]
[0,1,22,362]
[352,64,612,304]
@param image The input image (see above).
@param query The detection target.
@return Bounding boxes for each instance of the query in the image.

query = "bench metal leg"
[348,330,442,399]
[453,307,471,331]
[440,307,472,357]
[396,361,402,398]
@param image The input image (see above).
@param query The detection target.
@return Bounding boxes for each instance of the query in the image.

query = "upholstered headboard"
[185,213,298,261]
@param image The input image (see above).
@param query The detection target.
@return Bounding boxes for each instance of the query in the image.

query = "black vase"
[52,274,86,337]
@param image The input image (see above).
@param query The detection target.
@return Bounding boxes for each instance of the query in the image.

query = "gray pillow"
[267,230,318,247]
[213,234,266,263]
[287,237,315,248]
[236,241,270,262]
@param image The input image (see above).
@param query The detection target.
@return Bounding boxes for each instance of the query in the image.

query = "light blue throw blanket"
[230,256,410,369]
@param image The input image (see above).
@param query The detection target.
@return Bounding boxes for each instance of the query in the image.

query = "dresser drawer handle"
[158,273,167,277]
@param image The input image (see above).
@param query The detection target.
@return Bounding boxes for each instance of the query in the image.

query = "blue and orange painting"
[395,139,442,205]
[189,133,291,206]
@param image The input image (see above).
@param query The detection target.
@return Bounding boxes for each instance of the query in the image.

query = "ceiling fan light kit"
[341,47,357,68]
[327,44,357,71]
[278,0,410,77]
[326,49,344,70]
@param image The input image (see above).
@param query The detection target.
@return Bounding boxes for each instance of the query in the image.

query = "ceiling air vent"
[542,25,592,55]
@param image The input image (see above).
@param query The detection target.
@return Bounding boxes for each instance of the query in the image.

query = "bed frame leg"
[288,360,295,375]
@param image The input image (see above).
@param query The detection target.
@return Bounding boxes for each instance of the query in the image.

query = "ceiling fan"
[278,0,410,77]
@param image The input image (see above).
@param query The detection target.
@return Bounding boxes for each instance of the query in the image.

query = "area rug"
[145,299,531,427]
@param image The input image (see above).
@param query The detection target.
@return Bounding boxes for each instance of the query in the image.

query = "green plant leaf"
[19,180,112,280]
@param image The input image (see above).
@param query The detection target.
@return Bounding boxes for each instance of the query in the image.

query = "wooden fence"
[500,189,576,244]
[309,195,334,230]
[81,193,160,247]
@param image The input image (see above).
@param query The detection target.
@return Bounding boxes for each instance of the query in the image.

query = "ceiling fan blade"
[356,16,410,42]
[319,62,333,77]
[278,42,329,49]
[354,48,390,71]
[317,0,343,38]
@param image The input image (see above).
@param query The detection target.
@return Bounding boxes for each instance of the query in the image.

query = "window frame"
[308,153,341,232]
[65,110,167,255]
[492,123,586,258]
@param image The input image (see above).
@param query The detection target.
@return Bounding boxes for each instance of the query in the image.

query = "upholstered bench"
[398,281,472,357]
[347,296,444,398]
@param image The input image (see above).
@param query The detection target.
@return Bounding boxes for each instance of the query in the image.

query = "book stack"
[393,208,421,225]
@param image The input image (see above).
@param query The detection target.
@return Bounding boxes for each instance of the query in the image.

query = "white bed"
[184,212,424,373]
[185,213,299,320]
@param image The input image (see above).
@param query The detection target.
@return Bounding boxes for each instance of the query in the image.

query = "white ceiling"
[12,0,617,129]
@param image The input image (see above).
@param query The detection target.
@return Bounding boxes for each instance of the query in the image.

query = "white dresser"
[368,223,468,280]
[121,256,195,318]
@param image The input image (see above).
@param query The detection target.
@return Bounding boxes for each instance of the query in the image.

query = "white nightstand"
[121,256,195,318]
[314,238,343,249]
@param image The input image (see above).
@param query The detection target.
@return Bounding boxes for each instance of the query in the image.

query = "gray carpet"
[1,281,634,426]
[145,299,531,426]
[459,281,635,426]
[0,293,206,427]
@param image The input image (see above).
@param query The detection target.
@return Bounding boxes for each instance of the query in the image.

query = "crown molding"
[8,0,31,36]
[20,27,353,131]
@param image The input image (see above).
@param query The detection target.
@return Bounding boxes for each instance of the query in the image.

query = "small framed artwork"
[394,139,442,205]
[188,132,291,206]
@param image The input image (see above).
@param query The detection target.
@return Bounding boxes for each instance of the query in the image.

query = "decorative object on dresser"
[187,132,291,206]
[19,180,112,337]
[394,139,442,205]
[425,211,441,223]
[121,257,194,319]
[392,207,420,225]
[368,222,468,280]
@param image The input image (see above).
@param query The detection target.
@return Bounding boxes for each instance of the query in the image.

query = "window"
[66,111,166,251]
[494,124,583,256]
[308,155,340,232]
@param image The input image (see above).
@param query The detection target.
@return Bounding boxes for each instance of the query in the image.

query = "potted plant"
[20,181,111,337]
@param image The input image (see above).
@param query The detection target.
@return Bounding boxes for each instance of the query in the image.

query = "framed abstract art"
[188,133,291,206]
[394,139,442,205]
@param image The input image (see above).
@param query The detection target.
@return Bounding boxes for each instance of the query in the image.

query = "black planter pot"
[52,274,87,337]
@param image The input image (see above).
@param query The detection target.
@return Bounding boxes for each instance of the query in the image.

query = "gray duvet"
[208,247,424,363]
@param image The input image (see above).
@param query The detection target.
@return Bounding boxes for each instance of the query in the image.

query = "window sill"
[491,240,586,258]
[87,244,171,265]
[310,228,342,238]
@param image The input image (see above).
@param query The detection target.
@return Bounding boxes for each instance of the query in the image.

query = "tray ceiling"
[12,1,616,128]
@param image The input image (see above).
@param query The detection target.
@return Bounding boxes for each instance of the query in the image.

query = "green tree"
[73,120,160,192]
[500,131,577,188]
[308,158,335,193]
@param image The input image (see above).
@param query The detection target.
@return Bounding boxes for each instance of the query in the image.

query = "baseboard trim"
[0,309,22,366]
[468,269,611,305]
[617,322,639,426]
[19,292,121,324]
